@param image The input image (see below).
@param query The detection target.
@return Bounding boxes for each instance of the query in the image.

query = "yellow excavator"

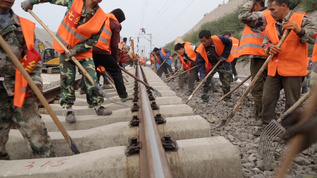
[41,48,60,73]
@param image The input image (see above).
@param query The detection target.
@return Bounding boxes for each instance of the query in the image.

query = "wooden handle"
[0,35,79,154]
[218,74,251,102]
[28,9,94,85]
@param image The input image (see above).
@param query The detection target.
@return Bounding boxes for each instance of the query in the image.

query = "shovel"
[215,29,292,128]
[27,10,126,106]
[155,57,169,73]
[165,65,198,82]
[119,66,162,97]
[0,35,80,154]
[186,59,222,104]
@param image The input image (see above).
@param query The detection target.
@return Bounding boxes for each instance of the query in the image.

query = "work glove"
[21,0,33,11]
[65,48,77,61]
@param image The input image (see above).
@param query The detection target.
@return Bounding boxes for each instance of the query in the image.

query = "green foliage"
[289,0,301,10]
[302,0,317,12]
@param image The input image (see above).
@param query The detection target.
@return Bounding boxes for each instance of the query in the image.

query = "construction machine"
[41,48,60,73]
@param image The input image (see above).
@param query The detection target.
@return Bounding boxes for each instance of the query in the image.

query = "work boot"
[121,95,133,102]
[94,106,112,116]
[224,99,234,107]
[78,88,86,95]
[102,84,112,89]
[65,111,76,123]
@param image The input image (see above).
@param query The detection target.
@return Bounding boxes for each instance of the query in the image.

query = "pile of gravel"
[163,65,317,178]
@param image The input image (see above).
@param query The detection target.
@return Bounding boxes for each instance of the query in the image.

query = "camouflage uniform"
[29,0,104,108]
[0,10,55,159]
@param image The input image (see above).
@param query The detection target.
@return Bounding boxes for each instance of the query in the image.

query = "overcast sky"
[12,0,228,57]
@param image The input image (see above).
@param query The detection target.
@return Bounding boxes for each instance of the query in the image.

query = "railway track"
[0,65,242,178]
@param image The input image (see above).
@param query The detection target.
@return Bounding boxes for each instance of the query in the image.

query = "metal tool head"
[259,120,286,165]
[152,87,162,97]
[213,119,227,128]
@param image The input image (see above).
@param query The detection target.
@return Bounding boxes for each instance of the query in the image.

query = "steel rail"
[137,66,173,178]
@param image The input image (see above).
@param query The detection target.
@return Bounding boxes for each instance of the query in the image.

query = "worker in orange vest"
[238,0,275,121]
[22,0,113,123]
[223,31,239,81]
[118,44,131,68]
[1,0,55,159]
[174,42,199,96]
[196,30,234,105]
[93,8,132,103]
[242,0,317,124]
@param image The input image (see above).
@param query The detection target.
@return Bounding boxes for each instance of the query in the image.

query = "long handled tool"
[259,90,310,168]
[119,66,162,97]
[217,74,251,103]
[28,10,124,105]
[186,59,222,104]
[0,35,80,154]
[165,65,198,82]
[215,29,291,128]
[164,68,181,82]
[273,83,317,178]
[155,58,168,73]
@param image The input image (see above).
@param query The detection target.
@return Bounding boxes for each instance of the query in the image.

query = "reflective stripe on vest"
[238,10,274,57]
[95,13,119,53]
[312,37,317,62]
[266,13,308,77]
[53,0,106,59]
[196,35,233,72]
[229,37,239,59]
[178,42,196,71]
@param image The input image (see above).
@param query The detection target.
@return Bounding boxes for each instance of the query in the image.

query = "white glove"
[21,0,33,11]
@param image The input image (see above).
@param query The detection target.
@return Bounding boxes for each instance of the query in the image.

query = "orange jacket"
[14,16,41,107]
[238,10,274,57]
[229,37,239,59]
[196,35,234,73]
[266,13,308,77]
[312,37,317,62]
[95,13,118,53]
[178,42,196,72]
[53,0,106,59]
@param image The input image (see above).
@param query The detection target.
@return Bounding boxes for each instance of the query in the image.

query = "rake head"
[259,120,286,166]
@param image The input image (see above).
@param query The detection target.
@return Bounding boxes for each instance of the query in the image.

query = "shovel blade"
[153,88,162,97]
[214,119,227,128]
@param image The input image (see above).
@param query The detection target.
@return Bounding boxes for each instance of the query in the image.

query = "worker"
[313,37,317,62]
[196,30,234,105]
[118,44,131,69]
[93,8,132,103]
[0,0,55,159]
[22,0,113,123]
[174,42,198,96]
[242,0,317,124]
[238,0,275,121]
[153,47,173,78]
[120,37,127,50]
[223,31,239,81]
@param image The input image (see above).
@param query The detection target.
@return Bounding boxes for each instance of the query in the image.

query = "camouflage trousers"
[202,62,232,101]
[0,92,56,160]
[59,54,104,108]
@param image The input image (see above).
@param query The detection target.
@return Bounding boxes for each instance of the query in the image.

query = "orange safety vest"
[312,37,317,62]
[229,37,239,59]
[96,65,106,74]
[196,36,234,73]
[53,0,106,59]
[14,17,41,107]
[178,42,196,72]
[266,13,308,77]
[95,13,119,53]
[238,10,275,57]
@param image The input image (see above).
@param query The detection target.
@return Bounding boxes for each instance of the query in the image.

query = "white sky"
[12,0,228,57]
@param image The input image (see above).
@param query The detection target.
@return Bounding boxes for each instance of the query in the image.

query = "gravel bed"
[164,68,317,178]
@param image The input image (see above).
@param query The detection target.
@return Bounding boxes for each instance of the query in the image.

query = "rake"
[259,90,310,167]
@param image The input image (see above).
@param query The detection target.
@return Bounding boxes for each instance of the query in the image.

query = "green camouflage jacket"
[0,10,42,96]
[30,0,103,56]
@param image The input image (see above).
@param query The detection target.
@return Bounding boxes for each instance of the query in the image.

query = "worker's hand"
[219,56,226,62]
[269,45,281,55]
[21,0,33,11]
[283,21,301,34]
[65,48,77,60]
